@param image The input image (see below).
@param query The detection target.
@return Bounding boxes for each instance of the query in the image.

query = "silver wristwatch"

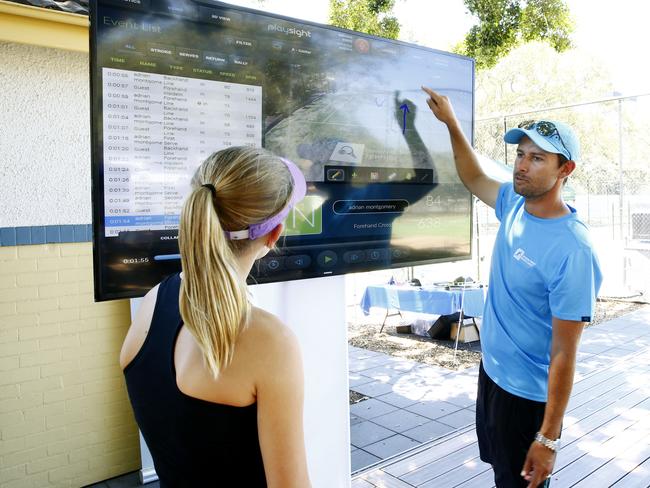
[535,432,561,452]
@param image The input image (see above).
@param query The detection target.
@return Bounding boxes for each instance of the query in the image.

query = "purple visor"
[225,157,307,240]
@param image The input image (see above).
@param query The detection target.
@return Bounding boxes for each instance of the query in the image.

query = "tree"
[456,0,574,69]
[473,41,650,195]
[329,0,400,40]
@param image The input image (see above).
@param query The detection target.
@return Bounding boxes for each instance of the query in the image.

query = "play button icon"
[317,250,338,268]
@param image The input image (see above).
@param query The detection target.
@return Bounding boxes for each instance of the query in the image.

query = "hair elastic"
[202,183,218,200]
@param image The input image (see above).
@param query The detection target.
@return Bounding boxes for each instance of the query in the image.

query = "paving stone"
[405,400,462,420]
[402,419,457,443]
[358,365,402,384]
[350,398,398,420]
[350,413,365,426]
[351,448,381,472]
[352,380,396,398]
[349,355,396,373]
[349,372,375,388]
[371,409,430,433]
[437,408,476,429]
[363,434,421,459]
[350,420,394,448]
[349,348,383,360]
[381,358,421,372]
[376,391,422,409]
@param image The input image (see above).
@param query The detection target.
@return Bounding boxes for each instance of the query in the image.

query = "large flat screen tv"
[90,0,475,301]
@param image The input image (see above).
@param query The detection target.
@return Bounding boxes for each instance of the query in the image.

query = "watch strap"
[535,432,561,451]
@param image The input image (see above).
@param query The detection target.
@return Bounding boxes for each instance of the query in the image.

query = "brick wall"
[0,243,139,487]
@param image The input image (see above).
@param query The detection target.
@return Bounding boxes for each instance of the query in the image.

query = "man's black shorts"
[476,362,552,488]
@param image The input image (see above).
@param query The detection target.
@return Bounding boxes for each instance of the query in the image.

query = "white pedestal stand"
[130,275,351,487]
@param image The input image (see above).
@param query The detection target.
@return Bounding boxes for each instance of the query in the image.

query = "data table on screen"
[102,68,262,236]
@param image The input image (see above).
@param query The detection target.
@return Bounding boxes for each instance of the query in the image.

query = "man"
[422,87,602,488]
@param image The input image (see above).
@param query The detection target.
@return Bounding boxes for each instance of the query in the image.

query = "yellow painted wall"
[0,243,139,487]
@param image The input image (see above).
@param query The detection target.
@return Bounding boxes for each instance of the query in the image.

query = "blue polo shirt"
[481,183,602,402]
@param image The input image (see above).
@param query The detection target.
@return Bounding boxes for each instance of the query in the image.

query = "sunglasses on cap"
[517,120,572,161]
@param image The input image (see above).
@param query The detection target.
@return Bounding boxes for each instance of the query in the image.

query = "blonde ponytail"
[177,147,293,378]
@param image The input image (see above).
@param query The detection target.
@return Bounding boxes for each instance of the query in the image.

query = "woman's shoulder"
[239,307,304,397]
[246,307,299,346]
[238,307,301,369]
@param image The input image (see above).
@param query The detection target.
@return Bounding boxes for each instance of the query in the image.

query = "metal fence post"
[618,98,624,240]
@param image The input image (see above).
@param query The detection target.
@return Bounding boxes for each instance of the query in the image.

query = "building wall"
[0,38,140,487]
[0,41,91,227]
[0,243,138,487]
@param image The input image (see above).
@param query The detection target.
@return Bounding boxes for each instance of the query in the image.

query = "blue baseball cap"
[504,120,580,162]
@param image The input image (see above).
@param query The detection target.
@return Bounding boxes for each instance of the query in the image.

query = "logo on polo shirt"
[513,248,536,267]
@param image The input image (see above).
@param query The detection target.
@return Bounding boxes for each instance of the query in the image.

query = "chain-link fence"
[475,93,650,302]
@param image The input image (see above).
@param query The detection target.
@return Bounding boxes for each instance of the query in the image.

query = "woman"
[120,146,311,487]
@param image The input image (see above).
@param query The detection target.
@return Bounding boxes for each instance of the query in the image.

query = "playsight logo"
[267,23,312,38]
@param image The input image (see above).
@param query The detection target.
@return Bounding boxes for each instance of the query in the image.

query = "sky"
[226,0,649,96]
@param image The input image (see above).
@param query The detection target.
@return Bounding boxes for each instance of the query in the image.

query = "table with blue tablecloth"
[360,284,486,334]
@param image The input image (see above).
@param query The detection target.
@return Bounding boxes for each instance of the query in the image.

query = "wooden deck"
[352,307,650,488]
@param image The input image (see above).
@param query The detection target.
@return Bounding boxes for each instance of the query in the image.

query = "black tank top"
[124,273,267,487]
